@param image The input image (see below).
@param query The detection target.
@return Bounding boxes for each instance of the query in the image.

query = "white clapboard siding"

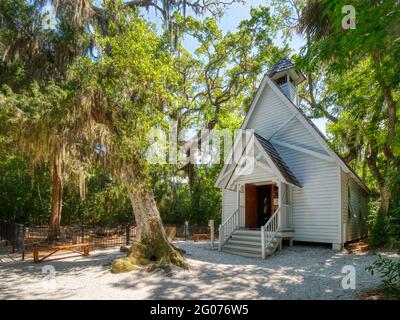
[246,85,293,138]
[222,189,237,225]
[234,164,277,185]
[222,188,245,227]
[341,170,369,242]
[275,144,340,243]
[274,119,329,155]
[246,85,327,155]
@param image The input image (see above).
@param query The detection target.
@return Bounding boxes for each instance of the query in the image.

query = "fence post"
[218,225,223,251]
[81,225,85,244]
[261,226,265,259]
[184,221,189,241]
[208,220,215,249]
[12,222,16,253]
[21,225,26,261]
[126,224,131,245]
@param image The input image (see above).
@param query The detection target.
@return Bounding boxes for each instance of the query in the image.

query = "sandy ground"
[0,241,397,300]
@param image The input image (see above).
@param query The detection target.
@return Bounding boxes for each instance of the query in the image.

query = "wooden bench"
[32,243,90,263]
[192,233,209,242]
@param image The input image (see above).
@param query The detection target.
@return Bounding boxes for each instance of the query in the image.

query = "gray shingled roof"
[255,133,302,188]
[269,57,295,77]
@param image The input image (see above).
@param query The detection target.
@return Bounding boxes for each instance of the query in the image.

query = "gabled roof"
[216,67,369,193]
[218,132,303,190]
[269,56,306,86]
[240,75,369,194]
[270,79,370,194]
[255,133,301,188]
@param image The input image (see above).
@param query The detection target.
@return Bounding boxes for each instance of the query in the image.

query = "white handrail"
[261,207,280,259]
[218,207,241,251]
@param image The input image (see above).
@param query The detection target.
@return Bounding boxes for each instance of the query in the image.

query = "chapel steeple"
[269,57,305,105]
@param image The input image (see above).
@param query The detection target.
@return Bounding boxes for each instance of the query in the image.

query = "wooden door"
[245,185,257,228]
[271,183,278,213]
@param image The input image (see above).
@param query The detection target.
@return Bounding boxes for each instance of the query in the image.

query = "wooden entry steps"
[32,243,90,263]
[221,229,282,259]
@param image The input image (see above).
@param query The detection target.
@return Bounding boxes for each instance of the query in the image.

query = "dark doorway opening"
[257,185,272,227]
[245,184,275,228]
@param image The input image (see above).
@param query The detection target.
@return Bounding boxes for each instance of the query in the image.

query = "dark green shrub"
[367,202,387,247]
[366,255,400,299]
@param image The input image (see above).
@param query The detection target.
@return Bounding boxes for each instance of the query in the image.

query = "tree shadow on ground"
[110,241,379,300]
[0,246,125,299]
[0,242,384,300]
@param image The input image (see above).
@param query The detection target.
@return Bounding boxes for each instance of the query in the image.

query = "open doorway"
[257,185,272,227]
[245,184,277,228]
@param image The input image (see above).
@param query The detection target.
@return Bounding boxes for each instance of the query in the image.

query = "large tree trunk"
[49,158,63,242]
[367,146,392,216]
[111,167,187,273]
[380,185,391,216]
[89,107,187,272]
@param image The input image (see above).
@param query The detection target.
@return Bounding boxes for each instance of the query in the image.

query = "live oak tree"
[140,7,285,224]
[0,0,239,265]
[69,2,284,270]
[0,0,190,269]
[74,6,190,270]
[0,84,95,240]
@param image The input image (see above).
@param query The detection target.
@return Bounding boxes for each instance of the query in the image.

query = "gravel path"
[0,241,397,300]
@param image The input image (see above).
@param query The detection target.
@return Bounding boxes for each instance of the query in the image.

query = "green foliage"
[0,153,50,224]
[0,152,133,226]
[151,164,221,225]
[296,0,400,245]
[366,255,400,299]
[151,165,190,225]
[386,160,400,248]
[1,1,244,228]
[175,6,287,123]
[188,165,222,225]
[368,159,400,249]
[71,5,180,189]
[386,207,400,249]
[367,203,388,247]
[61,170,133,226]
